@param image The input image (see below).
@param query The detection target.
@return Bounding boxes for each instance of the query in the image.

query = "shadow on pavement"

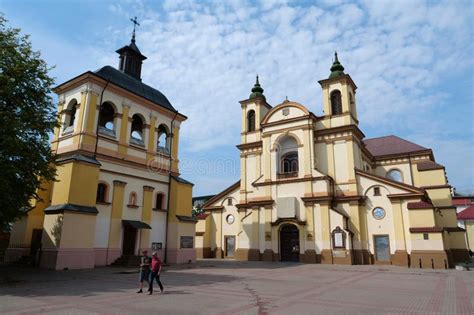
[0,260,301,298]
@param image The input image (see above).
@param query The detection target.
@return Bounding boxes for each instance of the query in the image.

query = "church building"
[196,54,469,269]
[6,28,196,269]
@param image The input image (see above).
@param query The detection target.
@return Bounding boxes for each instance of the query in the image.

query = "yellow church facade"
[196,54,469,269]
[6,34,196,269]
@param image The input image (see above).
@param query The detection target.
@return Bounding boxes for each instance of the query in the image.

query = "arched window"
[387,169,403,183]
[281,152,299,173]
[96,183,107,203]
[155,193,164,210]
[98,102,115,132]
[64,99,77,131]
[130,114,144,143]
[330,90,342,115]
[157,124,170,154]
[277,136,299,178]
[247,110,255,132]
[129,192,137,206]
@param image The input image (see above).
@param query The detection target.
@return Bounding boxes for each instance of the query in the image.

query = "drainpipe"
[94,79,110,158]
[164,111,179,263]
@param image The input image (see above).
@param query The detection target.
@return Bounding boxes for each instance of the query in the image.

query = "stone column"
[140,185,154,252]
[320,203,333,264]
[391,200,409,266]
[107,180,126,264]
[118,105,130,156]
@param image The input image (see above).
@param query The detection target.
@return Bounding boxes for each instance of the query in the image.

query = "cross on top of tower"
[130,16,140,43]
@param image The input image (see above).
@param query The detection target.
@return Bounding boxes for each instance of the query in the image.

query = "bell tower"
[318,52,358,126]
[239,76,271,144]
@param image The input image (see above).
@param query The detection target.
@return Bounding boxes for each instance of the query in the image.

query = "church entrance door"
[122,225,137,256]
[280,224,300,262]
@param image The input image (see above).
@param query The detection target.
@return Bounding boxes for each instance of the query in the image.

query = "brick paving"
[0,260,473,314]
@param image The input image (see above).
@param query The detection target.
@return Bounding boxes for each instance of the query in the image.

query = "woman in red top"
[148,252,164,295]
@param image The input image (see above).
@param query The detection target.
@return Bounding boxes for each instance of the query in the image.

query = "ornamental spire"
[249,75,265,100]
[329,51,345,79]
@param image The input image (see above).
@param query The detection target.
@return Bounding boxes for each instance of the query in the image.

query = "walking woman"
[148,252,164,295]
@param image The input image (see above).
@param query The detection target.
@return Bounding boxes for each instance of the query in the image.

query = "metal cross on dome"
[130,16,140,42]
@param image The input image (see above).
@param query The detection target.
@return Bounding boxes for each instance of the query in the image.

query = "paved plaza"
[0,260,473,314]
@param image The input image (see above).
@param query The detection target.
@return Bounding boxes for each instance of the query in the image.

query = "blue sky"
[1,0,473,196]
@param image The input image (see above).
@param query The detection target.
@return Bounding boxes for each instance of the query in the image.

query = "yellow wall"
[140,186,154,249]
[108,181,126,249]
[60,212,96,248]
[465,221,474,252]
[51,161,100,207]
[167,177,195,249]
[409,209,436,227]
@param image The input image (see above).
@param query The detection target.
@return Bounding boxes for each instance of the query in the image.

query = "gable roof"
[202,180,240,209]
[355,169,423,193]
[363,135,430,157]
[458,205,474,220]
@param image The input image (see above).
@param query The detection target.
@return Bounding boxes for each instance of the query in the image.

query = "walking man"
[137,250,151,293]
[148,252,164,295]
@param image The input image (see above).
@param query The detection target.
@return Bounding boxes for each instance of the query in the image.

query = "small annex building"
[195,54,469,269]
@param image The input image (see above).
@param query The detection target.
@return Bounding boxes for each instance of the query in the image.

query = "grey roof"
[116,42,146,60]
[94,66,176,112]
[171,175,194,186]
[122,220,151,229]
[56,153,101,166]
[44,204,99,215]
[176,215,198,223]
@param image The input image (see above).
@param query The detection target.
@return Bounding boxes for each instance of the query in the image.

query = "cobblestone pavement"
[0,260,473,314]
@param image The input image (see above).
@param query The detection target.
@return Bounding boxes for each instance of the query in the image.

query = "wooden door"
[280,224,300,262]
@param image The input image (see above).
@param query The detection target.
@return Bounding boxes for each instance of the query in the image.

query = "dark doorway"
[30,229,42,255]
[123,225,137,256]
[280,224,300,262]
[225,236,235,258]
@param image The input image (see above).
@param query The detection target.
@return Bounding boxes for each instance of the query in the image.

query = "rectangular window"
[423,233,429,240]
[374,187,381,196]
[227,198,233,206]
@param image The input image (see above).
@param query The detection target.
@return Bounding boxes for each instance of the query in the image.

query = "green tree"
[0,15,58,227]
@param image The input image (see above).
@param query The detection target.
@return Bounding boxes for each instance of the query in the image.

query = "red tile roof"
[196,213,209,220]
[457,205,474,220]
[416,161,444,171]
[452,197,474,206]
[363,135,429,157]
[407,201,433,209]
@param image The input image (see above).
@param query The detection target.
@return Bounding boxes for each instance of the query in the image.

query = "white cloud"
[80,0,474,194]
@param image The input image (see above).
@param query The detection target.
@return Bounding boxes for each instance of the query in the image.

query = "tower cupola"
[329,52,345,79]
[116,17,147,80]
[249,75,265,100]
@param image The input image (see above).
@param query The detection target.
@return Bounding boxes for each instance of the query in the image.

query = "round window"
[226,214,235,225]
[372,207,386,220]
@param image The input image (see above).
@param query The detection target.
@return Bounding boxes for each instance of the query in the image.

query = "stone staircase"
[111,255,141,267]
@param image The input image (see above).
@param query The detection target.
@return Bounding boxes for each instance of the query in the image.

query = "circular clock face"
[226,214,235,225]
[372,207,386,220]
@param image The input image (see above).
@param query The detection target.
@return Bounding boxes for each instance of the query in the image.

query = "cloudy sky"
[1,0,473,196]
